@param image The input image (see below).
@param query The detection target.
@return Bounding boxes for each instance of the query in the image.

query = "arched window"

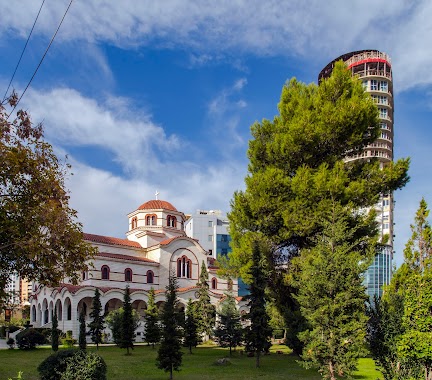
[147,270,154,284]
[177,256,192,278]
[167,215,177,227]
[211,278,217,290]
[177,259,182,277]
[101,265,110,280]
[125,268,132,282]
[146,214,157,226]
[31,305,36,322]
[82,271,87,281]
[131,217,138,229]
[67,304,72,321]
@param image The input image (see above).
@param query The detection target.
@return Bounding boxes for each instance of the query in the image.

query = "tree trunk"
[256,351,260,368]
[329,360,336,380]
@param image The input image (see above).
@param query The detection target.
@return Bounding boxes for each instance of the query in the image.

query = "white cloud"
[206,78,249,150]
[21,87,181,175]
[15,86,247,236]
[2,1,432,90]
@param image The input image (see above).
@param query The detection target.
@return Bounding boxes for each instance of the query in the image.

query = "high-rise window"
[379,81,388,92]
[370,80,378,91]
[379,108,388,119]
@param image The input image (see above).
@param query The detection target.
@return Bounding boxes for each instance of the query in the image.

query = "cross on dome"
[155,190,159,200]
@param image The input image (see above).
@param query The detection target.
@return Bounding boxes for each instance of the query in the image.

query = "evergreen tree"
[79,309,87,350]
[295,206,370,380]
[227,60,410,352]
[244,240,272,368]
[403,197,432,272]
[51,310,59,352]
[106,307,140,346]
[119,285,135,354]
[183,299,199,354]
[214,291,243,356]
[385,199,432,379]
[195,260,215,340]
[144,287,161,348]
[88,288,105,350]
[366,294,413,380]
[156,274,183,380]
[398,272,432,380]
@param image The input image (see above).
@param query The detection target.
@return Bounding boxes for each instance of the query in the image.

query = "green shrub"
[16,328,45,349]
[60,351,107,380]
[37,349,78,380]
[61,331,76,348]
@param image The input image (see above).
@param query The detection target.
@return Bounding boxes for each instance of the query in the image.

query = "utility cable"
[7,0,74,120]
[2,0,46,103]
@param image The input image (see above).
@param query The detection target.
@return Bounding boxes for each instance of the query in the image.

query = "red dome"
[138,200,177,211]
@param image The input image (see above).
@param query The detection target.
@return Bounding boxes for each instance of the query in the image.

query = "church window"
[177,256,192,278]
[125,268,132,282]
[146,214,157,226]
[147,270,154,284]
[167,215,177,227]
[131,217,138,229]
[101,265,110,280]
[82,271,87,281]
[211,278,217,289]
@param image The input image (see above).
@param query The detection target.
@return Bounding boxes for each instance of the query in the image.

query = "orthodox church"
[29,198,244,339]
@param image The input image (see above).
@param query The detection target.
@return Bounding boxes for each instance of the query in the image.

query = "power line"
[7,0,74,120]
[2,0,46,103]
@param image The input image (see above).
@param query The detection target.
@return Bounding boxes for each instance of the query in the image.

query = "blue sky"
[1,0,431,267]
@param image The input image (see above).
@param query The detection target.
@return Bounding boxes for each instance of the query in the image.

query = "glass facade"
[216,234,249,296]
[363,246,393,299]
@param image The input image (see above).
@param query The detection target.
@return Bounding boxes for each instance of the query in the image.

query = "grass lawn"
[0,343,382,380]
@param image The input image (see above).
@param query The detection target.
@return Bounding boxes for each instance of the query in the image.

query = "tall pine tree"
[156,274,183,379]
[244,240,272,368]
[227,60,410,353]
[51,310,59,352]
[184,299,199,354]
[195,260,215,340]
[88,288,105,350]
[214,291,243,356]
[390,199,432,380]
[79,309,87,350]
[120,285,135,355]
[144,287,160,348]
[295,205,370,380]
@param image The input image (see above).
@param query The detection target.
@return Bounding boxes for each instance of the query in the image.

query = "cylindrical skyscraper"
[319,50,394,298]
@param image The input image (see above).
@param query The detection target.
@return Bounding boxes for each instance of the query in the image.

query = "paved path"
[0,338,9,349]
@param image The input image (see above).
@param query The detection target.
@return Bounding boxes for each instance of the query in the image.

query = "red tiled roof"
[138,199,177,211]
[84,233,142,248]
[55,283,151,295]
[160,236,188,246]
[97,252,157,264]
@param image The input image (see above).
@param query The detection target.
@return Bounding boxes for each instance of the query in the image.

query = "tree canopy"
[144,287,161,348]
[227,61,410,351]
[295,206,370,380]
[157,274,183,379]
[214,291,243,356]
[0,93,96,299]
[88,288,105,349]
